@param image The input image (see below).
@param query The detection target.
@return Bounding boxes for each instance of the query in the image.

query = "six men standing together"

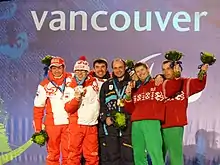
[33,54,209,165]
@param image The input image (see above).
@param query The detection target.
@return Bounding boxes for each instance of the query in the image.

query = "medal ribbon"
[136,75,151,89]
[113,79,126,137]
[113,79,126,112]
[74,75,86,86]
[48,77,66,94]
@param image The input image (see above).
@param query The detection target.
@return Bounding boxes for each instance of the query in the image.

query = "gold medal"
[117,99,125,107]
[117,99,120,106]
[120,99,125,107]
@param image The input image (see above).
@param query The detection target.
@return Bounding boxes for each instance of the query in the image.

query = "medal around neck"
[76,85,84,94]
[117,99,125,107]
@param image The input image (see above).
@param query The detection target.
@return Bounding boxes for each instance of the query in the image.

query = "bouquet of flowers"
[110,110,127,130]
[41,55,53,77]
[32,130,48,147]
[125,60,135,76]
[165,50,183,61]
[198,52,216,80]
[165,50,183,77]
[125,59,139,88]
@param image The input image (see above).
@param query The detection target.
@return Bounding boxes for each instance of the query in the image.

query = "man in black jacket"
[99,58,134,165]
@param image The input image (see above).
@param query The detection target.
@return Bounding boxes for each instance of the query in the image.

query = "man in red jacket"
[64,56,100,165]
[124,62,182,165]
[156,60,208,165]
[33,56,72,165]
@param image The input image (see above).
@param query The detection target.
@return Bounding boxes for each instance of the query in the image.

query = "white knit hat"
[74,56,90,72]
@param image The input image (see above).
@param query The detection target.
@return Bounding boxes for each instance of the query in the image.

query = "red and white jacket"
[162,76,207,128]
[33,72,72,132]
[64,75,100,125]
[124,78,182,122]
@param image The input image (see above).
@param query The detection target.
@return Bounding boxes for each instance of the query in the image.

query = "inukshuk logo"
[31,10,208,32]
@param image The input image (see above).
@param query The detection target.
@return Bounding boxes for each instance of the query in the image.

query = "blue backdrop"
[0,0,220,164]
